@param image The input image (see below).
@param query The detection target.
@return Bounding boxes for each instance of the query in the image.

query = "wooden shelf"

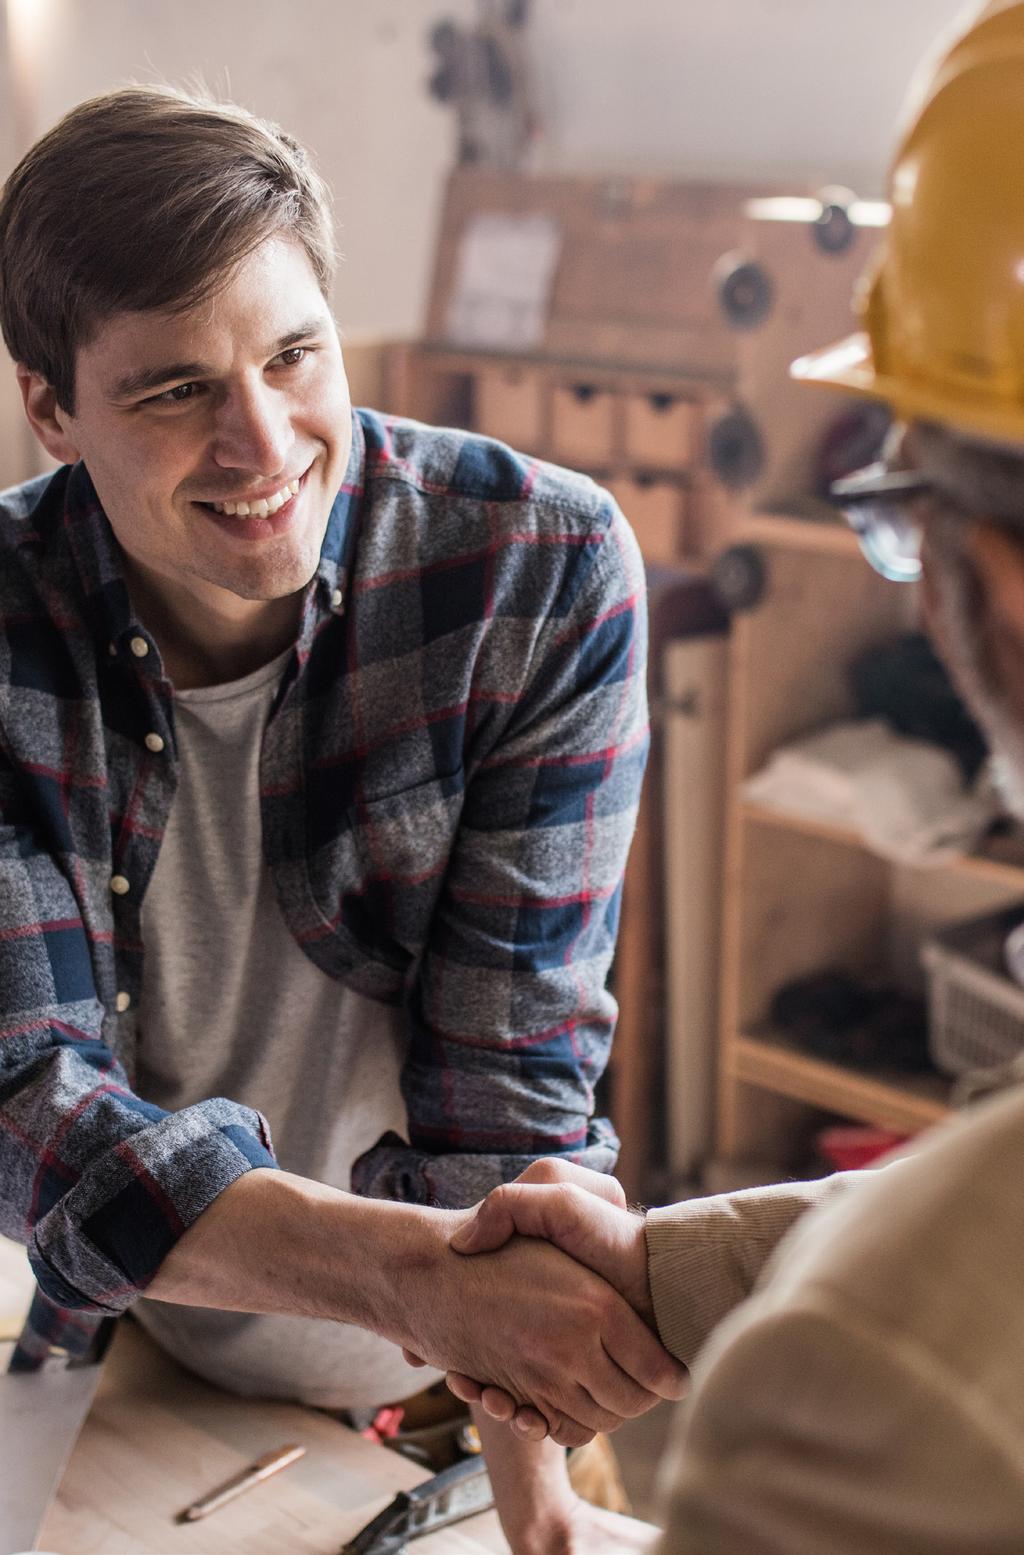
[732,1030,953,1134]
[741,799,1024,888]
[416,343,735,395]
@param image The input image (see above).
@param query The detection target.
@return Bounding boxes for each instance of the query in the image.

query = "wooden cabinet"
[713,515,1024,1183]
[388,345,735,569]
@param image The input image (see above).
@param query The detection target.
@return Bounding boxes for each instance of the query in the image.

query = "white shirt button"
[144,732,165,753]
[115,990,131,1013]
[130,636,149,658]
[110,874,130,896]
[331,587,344,609]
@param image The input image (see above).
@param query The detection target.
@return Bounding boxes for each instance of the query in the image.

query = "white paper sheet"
[445,212,562,351]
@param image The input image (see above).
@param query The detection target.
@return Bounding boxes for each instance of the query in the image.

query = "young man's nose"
[211,385,292,474]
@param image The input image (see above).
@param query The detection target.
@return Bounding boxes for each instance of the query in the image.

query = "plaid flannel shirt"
[1,408,648,1368]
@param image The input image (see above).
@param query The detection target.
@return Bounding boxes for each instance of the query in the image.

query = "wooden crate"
[607,474,688,566]
[623,391,698,472]
[550,381,619,468]
[473,364,547,451]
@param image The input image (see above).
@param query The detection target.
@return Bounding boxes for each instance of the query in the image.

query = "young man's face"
[38,234,352,637]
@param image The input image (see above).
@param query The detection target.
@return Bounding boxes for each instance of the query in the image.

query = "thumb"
[452,1181,594,1259]
[450,1189,518,1254]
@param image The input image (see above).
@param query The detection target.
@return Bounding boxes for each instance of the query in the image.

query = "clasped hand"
[403,1161,686,1447]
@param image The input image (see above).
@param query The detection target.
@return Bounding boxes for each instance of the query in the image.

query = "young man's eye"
[151,382,200,405]
[277,347,307,366]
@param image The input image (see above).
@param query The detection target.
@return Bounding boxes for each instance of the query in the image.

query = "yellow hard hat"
[792,1,1024,448]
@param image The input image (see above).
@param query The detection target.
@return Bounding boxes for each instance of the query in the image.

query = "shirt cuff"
[30,1098,277,1312]
[351,1125,620,1207]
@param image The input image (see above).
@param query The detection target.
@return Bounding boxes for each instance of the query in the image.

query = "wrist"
[345,1197,472,1352]
[473,1405,577,1555]
[146,1168,458,1337]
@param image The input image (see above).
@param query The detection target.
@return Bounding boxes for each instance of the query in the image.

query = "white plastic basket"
[922,904,1024,1076]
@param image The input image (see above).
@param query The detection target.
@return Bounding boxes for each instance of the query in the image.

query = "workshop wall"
[529,0,968,190]
[0,0,967,486]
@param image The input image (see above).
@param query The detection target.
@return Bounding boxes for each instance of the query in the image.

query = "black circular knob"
[813,190,856,255]
[711,544,767,613]
[707,404,765,489]
[715,255,774,330]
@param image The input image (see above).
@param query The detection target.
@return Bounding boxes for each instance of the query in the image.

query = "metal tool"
[341,1453,494,1555]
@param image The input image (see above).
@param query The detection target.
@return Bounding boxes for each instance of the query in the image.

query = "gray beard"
[925,511,1024,821]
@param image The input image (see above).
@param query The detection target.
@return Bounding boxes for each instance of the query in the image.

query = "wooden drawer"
[607,474,688,566]
[550,382,618,469]
[623,391,698,472]
[473,367,546,451]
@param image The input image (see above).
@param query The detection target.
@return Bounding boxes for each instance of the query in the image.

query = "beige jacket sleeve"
[648,1089,1024,1555]
[644,1172,865,1365]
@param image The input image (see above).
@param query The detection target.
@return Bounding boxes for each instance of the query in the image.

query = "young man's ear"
[15,365,81,463]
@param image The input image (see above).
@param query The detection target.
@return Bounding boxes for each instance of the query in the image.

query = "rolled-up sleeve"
[353,499,648,1206]
[0,749,277,1317]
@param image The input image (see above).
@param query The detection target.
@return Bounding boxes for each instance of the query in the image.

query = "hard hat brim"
[791,330,1024,450]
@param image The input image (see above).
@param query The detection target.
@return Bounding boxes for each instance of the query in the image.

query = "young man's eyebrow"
[110,359,208,400]
[109,318,331,401]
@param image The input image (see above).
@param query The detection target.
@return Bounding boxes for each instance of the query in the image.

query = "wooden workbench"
[32,1320,509,1555]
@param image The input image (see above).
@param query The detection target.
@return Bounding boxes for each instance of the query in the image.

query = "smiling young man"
[0,87,683,1553]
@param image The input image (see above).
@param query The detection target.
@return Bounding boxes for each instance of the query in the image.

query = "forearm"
[645,1171,874,1365]
[147,1166,460,1342]
[473,1404,576,1555]
[147,1165,682,1440]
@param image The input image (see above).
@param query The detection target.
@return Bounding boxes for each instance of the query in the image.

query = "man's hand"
[143,1166,682,1447]
[408,1159,673,1441]
[393,1201,684,1448]
[454,1159,654,1319]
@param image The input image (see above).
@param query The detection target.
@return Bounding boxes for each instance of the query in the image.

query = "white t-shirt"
[134,650,433,1408]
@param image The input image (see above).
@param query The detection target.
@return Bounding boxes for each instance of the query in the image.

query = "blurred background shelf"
[732,1030,951,1135]
[740,800,1024,888]
[712,517,1024,1184]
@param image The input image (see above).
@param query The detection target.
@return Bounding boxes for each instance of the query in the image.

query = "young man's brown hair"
[0,85,336,413]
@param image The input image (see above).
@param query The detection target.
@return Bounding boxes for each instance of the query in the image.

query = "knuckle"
[523,1157,566,1185]
[554,1182,582,1219]
[624,1388,659,1418]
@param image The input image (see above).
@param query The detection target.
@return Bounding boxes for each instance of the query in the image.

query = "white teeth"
[211,476,302,517]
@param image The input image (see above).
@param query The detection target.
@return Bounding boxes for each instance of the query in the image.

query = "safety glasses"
[829,462,931,583]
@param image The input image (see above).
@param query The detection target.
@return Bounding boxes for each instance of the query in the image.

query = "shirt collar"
[45,406,367,665]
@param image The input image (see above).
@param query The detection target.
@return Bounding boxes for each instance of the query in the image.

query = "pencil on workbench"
[177,1442,306,1522]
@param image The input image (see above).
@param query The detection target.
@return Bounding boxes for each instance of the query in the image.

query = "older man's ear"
[961,523,1024,638]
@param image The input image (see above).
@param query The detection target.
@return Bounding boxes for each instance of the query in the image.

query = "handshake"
[401,1159,687,1448]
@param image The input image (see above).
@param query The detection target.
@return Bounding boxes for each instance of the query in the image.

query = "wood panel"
[731,1033,949,1134]
[423,168,768,376]
[728,534,905,779]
